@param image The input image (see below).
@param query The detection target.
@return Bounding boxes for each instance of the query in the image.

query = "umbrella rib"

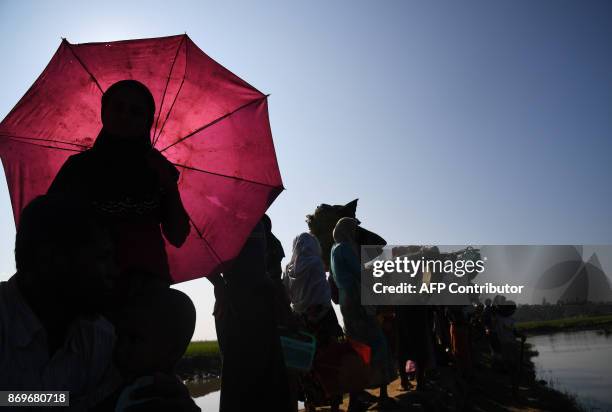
[153,75,186,148]
[153,37,189,147]
[159,96,267,153]
[187,216,224,265]
[63,40,104,94]
[1,135,81,153]
[173,163,279,188]
[153,35,186,145]
[0,133,91,149]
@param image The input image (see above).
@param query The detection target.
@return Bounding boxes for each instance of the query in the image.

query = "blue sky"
[1,0,611,339]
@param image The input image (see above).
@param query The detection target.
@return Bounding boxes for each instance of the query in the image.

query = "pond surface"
[186,378,220,411]
[189,330,612,411]
[187,377,304,411]
[529,329,612,411]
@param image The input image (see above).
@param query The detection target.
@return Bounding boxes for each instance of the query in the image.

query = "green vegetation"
[183,315,612,357]
[517,314,612,334]
[184,340,220,358]
[183,315,612,356]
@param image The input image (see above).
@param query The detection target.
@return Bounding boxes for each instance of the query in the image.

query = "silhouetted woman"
[48,80,190,283]
[47,80,194,382]
[210,221,291,412]
[330,217,396,411]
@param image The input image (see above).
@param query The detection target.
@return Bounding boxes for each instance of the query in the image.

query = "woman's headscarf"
[225,221,267,284]
[333,217,359,257]
[94,80,156,158]
[87,80,169,203]
[333,217,358,243]
[283,233,331,313]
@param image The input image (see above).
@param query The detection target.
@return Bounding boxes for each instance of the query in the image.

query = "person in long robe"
[210,220,291,412]
[330,217,397,411]
[284,232,343,412]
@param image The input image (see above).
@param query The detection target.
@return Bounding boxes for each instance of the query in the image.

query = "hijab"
[94,79,155,160]
[333,217,359,257]
[286,233,323,278]
[225,221,267,284]
[283,232,331,313]
[87,80,159,205]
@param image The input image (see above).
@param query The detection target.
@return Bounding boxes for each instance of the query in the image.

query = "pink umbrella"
[0,34,283,283]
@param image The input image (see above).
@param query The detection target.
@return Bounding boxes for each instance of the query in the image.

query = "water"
[529,329,612,411]
[187,377,304,411]
[186,378,220,411]
[190,330,612,411]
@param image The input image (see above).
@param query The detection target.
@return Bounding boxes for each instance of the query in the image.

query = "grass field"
[182,314,612,357]
[516,314,612,334]
[184,340,220,358]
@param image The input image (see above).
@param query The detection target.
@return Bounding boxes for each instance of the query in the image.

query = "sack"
[312,338,370,396]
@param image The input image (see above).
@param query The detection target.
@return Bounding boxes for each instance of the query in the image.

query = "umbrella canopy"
[0,34,284,283]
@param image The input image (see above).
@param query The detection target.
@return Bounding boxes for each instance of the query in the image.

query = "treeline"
[514,302,612,322]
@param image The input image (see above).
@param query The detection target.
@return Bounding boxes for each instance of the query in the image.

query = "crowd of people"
[0,80,199,411]
[211,212,529,412]
[0,78,525,412]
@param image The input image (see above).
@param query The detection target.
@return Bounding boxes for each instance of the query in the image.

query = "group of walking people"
[214,213,526,412]
[0,78,524,412]
[210,211,438,411]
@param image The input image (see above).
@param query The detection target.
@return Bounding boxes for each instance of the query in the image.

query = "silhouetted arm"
[160,182,191,247]
[147,149,190,247]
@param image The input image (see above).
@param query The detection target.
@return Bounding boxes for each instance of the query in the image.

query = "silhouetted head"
[261,214,285,279]
[307,199,386,268]
[225,221,267,281]
[496,300,517,317]
[287,232,323,275]
[101,80,155,139]
[114,288,196,378]
[261,214,272,231]
[15,195,117,315]
[333,217,359,244]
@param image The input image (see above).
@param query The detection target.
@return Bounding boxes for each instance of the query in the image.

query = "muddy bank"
[299,341,582,411]
[179,342,582,411]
